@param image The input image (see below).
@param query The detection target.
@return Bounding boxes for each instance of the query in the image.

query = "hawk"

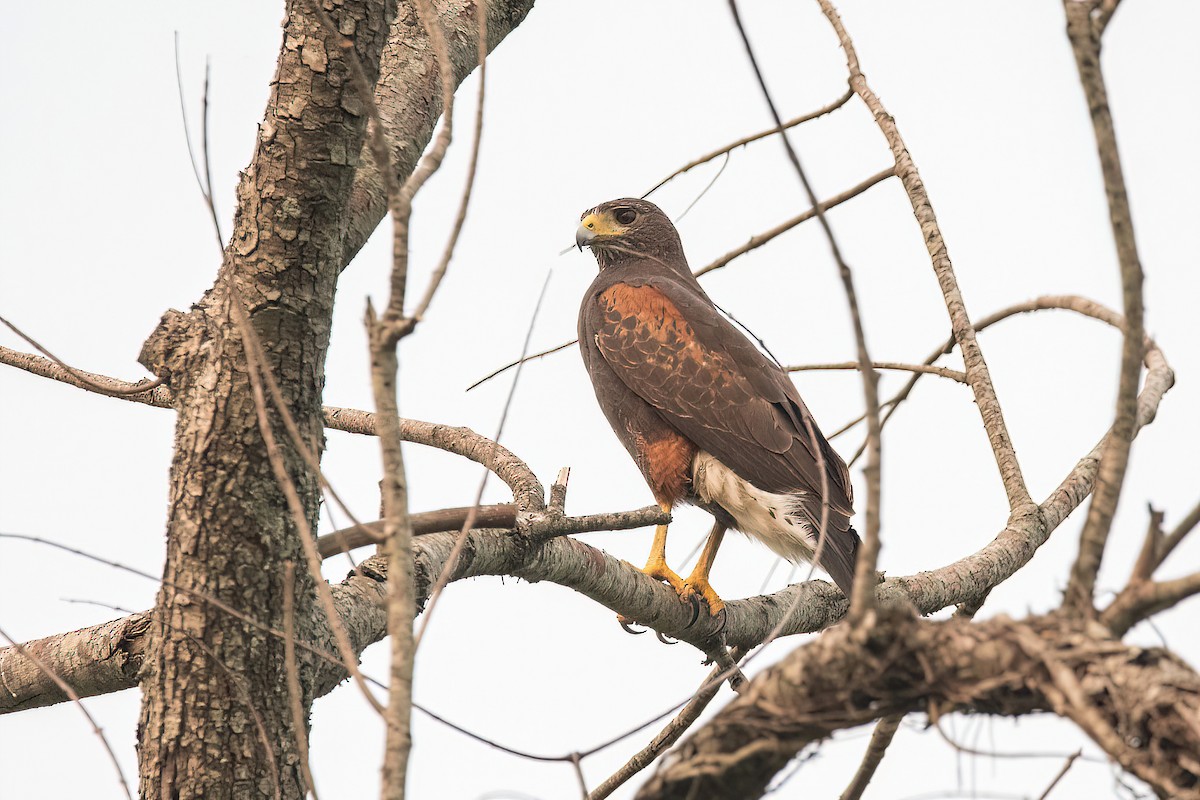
[575,198,859,615]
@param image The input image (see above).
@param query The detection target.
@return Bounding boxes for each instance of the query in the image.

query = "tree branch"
[693,167,894,277]
[0,319,1173,718]
[1061,0,1148,614]
[339,0,535,269]
[643,89,854,198]
[633,611,1200,799]
[816,0,1032,514]
[838,715,902,800]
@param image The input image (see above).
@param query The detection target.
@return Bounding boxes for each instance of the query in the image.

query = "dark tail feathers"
[817,525,862,598]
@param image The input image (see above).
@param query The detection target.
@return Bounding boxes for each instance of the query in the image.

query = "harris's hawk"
[575,198,859,614]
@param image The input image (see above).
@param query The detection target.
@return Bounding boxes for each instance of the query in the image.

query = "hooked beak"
[575,220,598,251]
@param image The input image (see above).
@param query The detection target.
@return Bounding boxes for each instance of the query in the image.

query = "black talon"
[682,594,702,629]
[618,617,646,635]
[656,631,678,645]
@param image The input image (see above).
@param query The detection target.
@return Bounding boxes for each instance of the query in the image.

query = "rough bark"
[634,610,1200,800]
[132,2,393,797]
[340,0,536,266]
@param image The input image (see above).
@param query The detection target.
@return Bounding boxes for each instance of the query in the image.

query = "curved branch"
[0,347,547,515]
[323,407,545,513]
[632,612,1200,799]
[817,0,1031,513]
[340,0,535,268]
[0,306,1175,721]
[0,344,174,409]
[1061,0,1147,614]
[837,294,1154,462]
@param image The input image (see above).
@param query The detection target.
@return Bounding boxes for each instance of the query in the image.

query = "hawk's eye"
[614,208,637,225]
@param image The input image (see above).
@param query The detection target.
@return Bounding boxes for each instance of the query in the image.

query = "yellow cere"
[580,211,628,237]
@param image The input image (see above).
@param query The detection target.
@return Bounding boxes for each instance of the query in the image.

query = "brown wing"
[586,280,854,524]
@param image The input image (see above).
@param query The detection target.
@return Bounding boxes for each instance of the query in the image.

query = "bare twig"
[316,504,516,556]
[788,361,966,383]
[672,151,730,224]
[173,34,224,252]
[282,563,319,800]
[1128,505,1166,585]
[1102,570,1200,637]
[0,316,165,398]
[839,715,902,800]
[326,409,546,512]
[0,342,548,513]
[643,89,855,199]
[415,269,552,647]
[466,340,577,392]
[381,0,457,336]
[1038,750,1083,800]
[1060,1,1147,614]
[816,0,1032,516]
[588,649,747,800]
[1154,499,1200,575]
[727,0,882,623]
[407,1,489,329]
[694,167,894,277]
[837,295,1134,460]
[0,623,133,800]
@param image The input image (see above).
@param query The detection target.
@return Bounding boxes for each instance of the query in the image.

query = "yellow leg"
[640,503,688,593]
[682,523,727,614]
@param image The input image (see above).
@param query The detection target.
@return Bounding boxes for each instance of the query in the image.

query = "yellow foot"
[681,575,726,616]
[641,557,688,595]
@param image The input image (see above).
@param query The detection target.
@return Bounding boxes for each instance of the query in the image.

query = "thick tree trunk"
[133,2,393,797]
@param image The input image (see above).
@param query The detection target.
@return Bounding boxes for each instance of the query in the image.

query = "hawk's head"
[576,198,685,270]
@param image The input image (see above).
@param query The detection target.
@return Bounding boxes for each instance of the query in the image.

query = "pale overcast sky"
[2,2,1198,798]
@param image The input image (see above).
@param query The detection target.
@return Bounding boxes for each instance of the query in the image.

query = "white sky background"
[1,1,1197,798]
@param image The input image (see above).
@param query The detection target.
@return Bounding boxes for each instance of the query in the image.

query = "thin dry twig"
[282,562,319,800]
[934,717,1100,763]
[1038,750,1084,800]
[727,0,883,623]
[380,0,457,336]
[1062,0,1147,614]
[588,649,747,800]
[835,294,1146,465]
[173,33,224,252]
[643,89,855,198]
[466,340,576,392]
[0,623,134,800]
[816,0,1031,516]
[1103,570,1200,637]
[365,3,462,794]
[788,361,967,383]
[694,167,894,278]
[1128,505,1167,586]
[0,315,164,398]
[839,715,902,800]
[316,504,516,556]
[0,342,549,513]
[415,269,553,648]
[407,0,489,328]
